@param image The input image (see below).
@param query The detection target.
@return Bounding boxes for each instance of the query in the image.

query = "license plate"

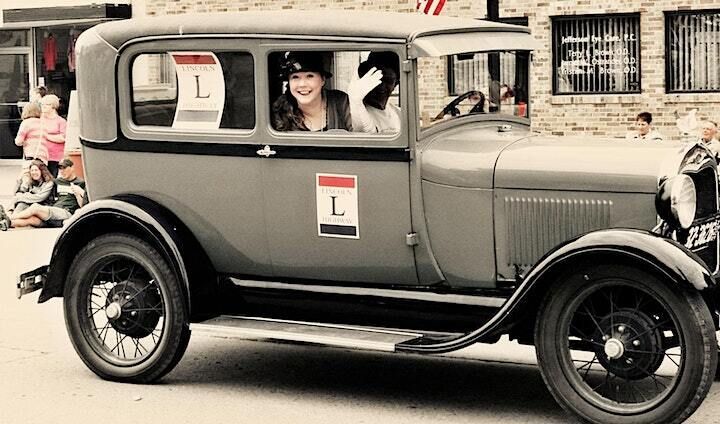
[685,216,720,250]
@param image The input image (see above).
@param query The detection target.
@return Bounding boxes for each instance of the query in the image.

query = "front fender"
[38,196,191,309]
[398,228,716,354]
[523,228,715,292]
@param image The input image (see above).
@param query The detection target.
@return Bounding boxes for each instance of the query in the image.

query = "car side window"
[130,51,255,130]
[269,50,400,134]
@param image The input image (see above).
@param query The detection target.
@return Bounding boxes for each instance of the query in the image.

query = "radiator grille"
[505,197,613,266]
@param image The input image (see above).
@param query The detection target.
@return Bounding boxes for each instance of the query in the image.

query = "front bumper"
[17,266,48,299]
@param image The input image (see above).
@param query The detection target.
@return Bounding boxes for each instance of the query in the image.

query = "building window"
[448,17,527,96]
[552,14,640,95]
[0,30,30,47]
[666,10,720,93]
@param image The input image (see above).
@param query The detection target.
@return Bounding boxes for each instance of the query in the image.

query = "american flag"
[416,0,446,15]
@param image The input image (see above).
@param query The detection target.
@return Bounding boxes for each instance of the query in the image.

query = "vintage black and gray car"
[16,11,720,424]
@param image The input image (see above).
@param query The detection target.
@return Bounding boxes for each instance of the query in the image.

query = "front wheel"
[535,265,716,424]
[64,233,191,383]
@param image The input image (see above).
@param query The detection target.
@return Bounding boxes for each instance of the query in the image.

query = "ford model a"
[16,11,720,423]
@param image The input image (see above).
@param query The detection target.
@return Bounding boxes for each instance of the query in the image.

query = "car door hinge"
[401,59,412,73]
[406,232,418,246]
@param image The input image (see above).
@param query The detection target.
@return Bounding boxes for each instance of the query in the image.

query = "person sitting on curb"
[0,157,87,231]
[11,159,55,215]
[625,111,663,142]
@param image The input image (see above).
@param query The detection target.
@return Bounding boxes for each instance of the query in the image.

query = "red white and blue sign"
[170,51,225,130]
[316,173,359,239]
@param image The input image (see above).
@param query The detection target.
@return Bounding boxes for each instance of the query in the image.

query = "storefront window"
[666,10,720,93]
[0,30,30,47]
[35,26,91,115]
[0,53,29,158]
[552,14,641,95]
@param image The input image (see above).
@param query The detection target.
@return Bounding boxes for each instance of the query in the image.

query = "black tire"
[716,333,720,380]
[64,233,191,383]
[535,265,716,424]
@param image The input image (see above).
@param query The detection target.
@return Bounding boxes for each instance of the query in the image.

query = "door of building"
[0,51,31,159]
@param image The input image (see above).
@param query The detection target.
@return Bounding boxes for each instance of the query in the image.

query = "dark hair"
[29,159,54,183]
[35,86,48,97]
[636,111,653,124]
[272,93,310,131]
[358,51,400,80]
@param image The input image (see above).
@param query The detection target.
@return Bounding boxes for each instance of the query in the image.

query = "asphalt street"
[0,162,719,423]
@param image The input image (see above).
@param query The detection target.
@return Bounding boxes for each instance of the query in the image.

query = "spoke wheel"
[536,265,716,424]
[64,234,190,383]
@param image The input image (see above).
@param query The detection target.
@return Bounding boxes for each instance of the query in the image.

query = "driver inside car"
[347,51,401,133]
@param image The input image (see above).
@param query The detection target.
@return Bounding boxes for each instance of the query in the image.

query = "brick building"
[0,0,718,160]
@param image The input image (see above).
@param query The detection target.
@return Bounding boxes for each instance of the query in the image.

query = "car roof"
[93,10,530,49]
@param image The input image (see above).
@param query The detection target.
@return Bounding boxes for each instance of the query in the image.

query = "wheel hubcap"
[105,302,122,320]
[593,309,665,380]
[104,278,162,338]
[603,338,624,360]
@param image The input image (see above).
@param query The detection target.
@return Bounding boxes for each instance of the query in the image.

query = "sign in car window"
[170,52,225,129]
[316,173,360,239]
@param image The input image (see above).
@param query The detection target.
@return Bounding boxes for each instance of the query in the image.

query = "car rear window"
[130,51,255,130]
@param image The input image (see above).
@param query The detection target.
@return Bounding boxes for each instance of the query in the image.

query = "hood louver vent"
[505,197,613,267]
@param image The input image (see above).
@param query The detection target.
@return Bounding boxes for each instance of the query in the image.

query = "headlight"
[656,174,697,229]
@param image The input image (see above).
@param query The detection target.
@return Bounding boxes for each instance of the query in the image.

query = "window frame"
[447,17,528,96]
[551,12,641,96]
[261,41,408,149]
[665,9,720,94]
[118,38,259,144]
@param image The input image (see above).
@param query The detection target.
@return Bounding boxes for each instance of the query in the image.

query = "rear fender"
[38,195,219,319]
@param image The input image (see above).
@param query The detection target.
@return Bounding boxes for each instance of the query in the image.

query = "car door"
[259,46,418,285]
[117,41,273,277]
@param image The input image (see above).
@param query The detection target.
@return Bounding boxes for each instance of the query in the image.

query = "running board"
[191,316,445,352]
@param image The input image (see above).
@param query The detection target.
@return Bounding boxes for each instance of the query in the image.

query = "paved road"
[1,229,719,423]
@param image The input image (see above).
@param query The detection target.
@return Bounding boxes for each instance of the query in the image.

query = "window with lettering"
[666,10,720,93]
[130,51,255,129]
[552,14,641,95]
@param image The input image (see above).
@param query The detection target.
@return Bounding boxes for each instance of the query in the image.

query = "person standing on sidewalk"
[40,94,67,177]
[14,102,48,164]
[0,158,85,230]
[697,119,720,158]
[625,112,663,142]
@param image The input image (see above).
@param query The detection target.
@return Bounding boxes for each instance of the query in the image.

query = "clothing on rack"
[43,33,57,72]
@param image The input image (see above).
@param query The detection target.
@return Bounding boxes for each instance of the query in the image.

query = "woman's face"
[288,71,325,108]
[29,165,42,181]
[40,99,57,116]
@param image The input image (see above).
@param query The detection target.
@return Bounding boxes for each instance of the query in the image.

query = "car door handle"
[256,145,276,157]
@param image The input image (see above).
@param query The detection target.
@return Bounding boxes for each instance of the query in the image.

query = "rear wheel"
[535,265,716,424]
[64,233,191,383]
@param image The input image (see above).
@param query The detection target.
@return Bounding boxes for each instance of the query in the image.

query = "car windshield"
[418,50,531,129]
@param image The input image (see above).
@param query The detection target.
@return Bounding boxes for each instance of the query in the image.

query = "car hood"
[420,124,682,193]
[495,135,682,193]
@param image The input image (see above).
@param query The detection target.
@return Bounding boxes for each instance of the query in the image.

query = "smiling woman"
[271,51,352,132]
